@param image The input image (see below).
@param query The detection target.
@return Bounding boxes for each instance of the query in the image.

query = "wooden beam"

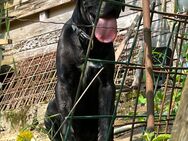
[8,0,72,19]
[0,39,12,45]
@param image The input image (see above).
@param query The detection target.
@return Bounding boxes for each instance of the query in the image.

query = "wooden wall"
[8,0,71,18]
[3,0,74,64]
[2,0,174,65]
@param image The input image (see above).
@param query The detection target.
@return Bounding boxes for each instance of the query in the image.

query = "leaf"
[138,95,146,105]
[152,134,171,141]
[156,90,163,100]
[142,131,155,141]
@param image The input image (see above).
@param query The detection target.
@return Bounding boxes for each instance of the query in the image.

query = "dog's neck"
[71,1,95,44]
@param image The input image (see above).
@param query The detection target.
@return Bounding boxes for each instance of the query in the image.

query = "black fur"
[45,0,124,141]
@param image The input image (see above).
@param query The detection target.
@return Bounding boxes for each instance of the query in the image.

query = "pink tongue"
[95,18,117,43]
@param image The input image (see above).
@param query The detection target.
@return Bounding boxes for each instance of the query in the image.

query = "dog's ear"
[121,0,125,11]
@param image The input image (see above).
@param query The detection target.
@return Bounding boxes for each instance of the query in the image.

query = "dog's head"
[90,0,124,19]
[74,0,125,43]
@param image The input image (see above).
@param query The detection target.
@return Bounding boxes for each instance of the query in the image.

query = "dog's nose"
[99,0,124,18]
[100,1,122,18]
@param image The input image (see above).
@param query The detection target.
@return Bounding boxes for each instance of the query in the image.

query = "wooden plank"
[2,43,57,65]
[8,0,72,18]
[5,1,74,44]
[115,14,141,61]
[0,39,12,45]
[171,77,188,141]
[8,4,74,42]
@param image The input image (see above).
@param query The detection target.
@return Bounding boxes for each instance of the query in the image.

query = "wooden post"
[142,0,154,131]
[171,77,188,140]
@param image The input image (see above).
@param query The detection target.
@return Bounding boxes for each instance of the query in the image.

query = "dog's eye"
[83,1,97,8]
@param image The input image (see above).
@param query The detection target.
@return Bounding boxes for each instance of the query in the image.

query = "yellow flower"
[16,130,33,141]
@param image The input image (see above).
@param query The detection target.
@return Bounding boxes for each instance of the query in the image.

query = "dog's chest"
[77,61,103,86]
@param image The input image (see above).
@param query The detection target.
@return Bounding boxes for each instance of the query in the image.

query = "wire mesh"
[0,52,56,111]
[0,0,188,140]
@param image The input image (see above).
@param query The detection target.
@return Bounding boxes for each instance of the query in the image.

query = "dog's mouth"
[95,18,117,43]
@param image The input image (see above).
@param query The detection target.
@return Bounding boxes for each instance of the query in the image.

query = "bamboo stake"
[142,0,154,132]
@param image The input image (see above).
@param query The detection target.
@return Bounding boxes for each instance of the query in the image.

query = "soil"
[0,99,144,141]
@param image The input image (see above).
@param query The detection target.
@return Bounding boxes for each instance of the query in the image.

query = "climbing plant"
[0,0,11,67]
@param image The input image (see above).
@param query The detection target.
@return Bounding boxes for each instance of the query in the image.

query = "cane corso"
[45,0,124,140]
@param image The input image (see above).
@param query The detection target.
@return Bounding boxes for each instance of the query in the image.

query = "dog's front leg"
[98,78,115,141]
[55,79,75,141]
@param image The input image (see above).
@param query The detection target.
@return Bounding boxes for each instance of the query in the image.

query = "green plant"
[143,131,171,141]
[4,106,30,128]
[138,94,146,106]
[154,90,164,114]
[138,90,165,114]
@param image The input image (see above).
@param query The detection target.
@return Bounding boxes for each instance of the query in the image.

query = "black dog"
[45,0,124,140]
